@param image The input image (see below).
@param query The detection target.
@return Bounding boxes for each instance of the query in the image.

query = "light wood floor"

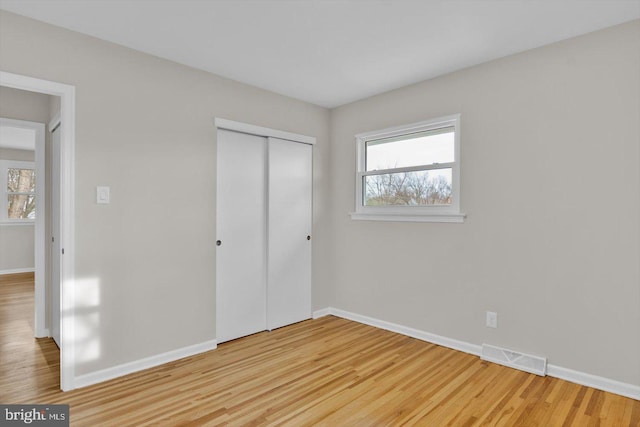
[1,273,639,426]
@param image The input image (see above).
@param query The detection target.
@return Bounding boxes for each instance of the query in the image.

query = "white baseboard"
[313,307,481,356]
[312,307,332,319]
[74,339,217,389]
[0,267,35,275]
[547,364,640,401]
[313,307,640,401]
[35,328,50,339]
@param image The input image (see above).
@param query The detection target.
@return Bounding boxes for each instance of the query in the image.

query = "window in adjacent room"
[0,160,36,222]
[351,114,464,222]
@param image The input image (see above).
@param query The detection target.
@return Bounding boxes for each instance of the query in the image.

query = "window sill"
[349,212,466,223]
[0,221,35,227]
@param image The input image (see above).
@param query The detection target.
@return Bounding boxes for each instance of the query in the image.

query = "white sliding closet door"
[267,138,312,330]
[216,126,313,344]
[216,129,267,343]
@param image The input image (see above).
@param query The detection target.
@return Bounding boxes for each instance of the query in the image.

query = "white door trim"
[0,118,46,337]
[0,71,76,391]
[214,118,316,145]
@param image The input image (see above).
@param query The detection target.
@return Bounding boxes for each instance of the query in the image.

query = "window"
[0,160,36,223]
[351,114,464,222]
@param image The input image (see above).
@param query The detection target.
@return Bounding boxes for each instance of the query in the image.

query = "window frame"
[0,159,36,224]
[351,114,465,223]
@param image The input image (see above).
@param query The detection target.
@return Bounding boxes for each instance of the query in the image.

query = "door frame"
[0,71,76,391]
[49,113,61,347]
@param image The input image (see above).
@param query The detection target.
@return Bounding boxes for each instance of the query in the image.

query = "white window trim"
[0,159,36,224]
[350,114,465,223]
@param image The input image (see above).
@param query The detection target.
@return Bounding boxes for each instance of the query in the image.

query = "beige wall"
[0,86,50,121]
[0,86,51,273]
[0,147,34,162]
[0,10,331,377]
[0,225,34,271]
[329,20,640,386]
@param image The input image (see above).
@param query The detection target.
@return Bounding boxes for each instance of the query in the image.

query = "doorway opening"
[0,71,76,391]
[0,116,46,338]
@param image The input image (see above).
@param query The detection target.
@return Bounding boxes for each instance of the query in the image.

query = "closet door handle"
[216,240,222,246]
[307,235,311,241]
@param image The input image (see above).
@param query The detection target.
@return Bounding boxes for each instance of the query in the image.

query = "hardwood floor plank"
[1,272,639,426]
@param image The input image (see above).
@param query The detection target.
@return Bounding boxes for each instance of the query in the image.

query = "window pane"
[7,168,35,192]
[364,168,452,206]
[8,194,36,219]
[366,127,454,171]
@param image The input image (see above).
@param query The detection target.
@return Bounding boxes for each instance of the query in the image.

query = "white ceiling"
[0,126,36,151]
[1,1,638,108]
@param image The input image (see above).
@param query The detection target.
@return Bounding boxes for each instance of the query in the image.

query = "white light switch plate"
[486,311,498,328]
[97,186,110,204]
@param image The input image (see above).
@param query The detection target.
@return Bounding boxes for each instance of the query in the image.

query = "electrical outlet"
[486,311,498,328]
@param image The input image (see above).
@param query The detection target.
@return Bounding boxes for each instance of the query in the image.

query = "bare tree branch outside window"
[7,168,36,219]
[364,170,451,206]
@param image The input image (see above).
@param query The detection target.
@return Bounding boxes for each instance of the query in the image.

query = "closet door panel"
[216,129,267,343]
[267,137,312,330]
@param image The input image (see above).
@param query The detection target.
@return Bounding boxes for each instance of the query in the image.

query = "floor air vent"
[481,344,547,376]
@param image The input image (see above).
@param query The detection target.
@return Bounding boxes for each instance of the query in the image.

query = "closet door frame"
[215,119,316,146]
[214,118,315,342]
